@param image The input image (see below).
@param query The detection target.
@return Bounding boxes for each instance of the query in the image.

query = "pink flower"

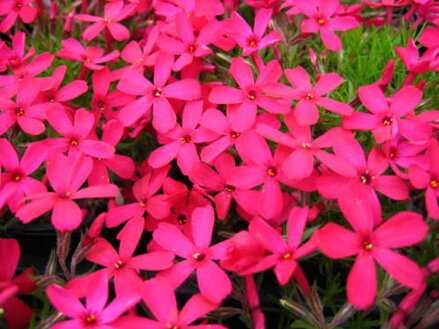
[117,51,201,132]
[0,0,37,33]
[0,32,35,73]
[227,8,282,56]
[267,66,353,125]
[0,238,35,329]
[113,278,226,329]
[209,58,290,131]
[317,195,428,309]
[154,205,232,303]
[297,0,359,51]
[45,108,115,159]
[46,271,137,329]
[343,84,429,143]
[75,1,135,41]
[68,216,174,300]
[0,139,47,212]
[16,153,118,231]
[106,165,171,228]
[409,141,439,220]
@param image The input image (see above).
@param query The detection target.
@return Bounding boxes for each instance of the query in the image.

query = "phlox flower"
[265,65,353,126]
[16,153,118,231]
[227,8,282,56]
[0,139,47,212]
[317,192,428,309]
[0,0,37,33]
[209,58,290,131]
[113,278,226,329]
[0,238,35,329]
[117,51,201,132]
[153,205,232,303]
[75,1,135,41]
[0,32,35,73]
[297,0,359,51]
[46,271,137,329]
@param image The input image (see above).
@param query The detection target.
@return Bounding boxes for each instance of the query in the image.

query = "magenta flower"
[68,216,174,300]
[148,101,217,174]
[227,8,282,56]
[113,278,226,329]
[56,38,120,71]
[297,0,359,51]
[46,271,137,329]
[158,12,219,71]
[0,238,35,329]
[154,205,232,303]
[247,207,316,285]
[75,1,135,41]
[45,108,115,159]
[409,141,439,220]
[209,58,290,131]
[0,79,47,135]
[106,165,171,227]
[0,0,37,33]
[117,51,201,132]
[16,153,118,231]
[267,66,353,126]
[0,32,35,73]
[0,139,47,212]
[317,197,428,309]
[343,84,429,143]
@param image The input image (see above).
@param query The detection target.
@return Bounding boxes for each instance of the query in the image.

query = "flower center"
[247,90,257,101]
[267,166,277,177]
[283,252,292,259]
[70,138,79,146]
[188,44,196,54]
[15,107,25,116]
[12,172,23,182]
[360,173,371,185]
[85,314,97,325]
[85,57,91,63]
[15,2,22,9]
[139,200,147,207]
[301,142,312,149]
[153,88,162,97]
[58,191,72,199]
[177,215,187,225]
[192,252,206,262]
[224,184,235,192]
[180,135,191,143]
[230,131,241,139]
[430,179,438,189]
[104,17,112,24]
[97,100,105,109]
[363,241,373,250]
[317,18,326,25]
[166,323,179,329]
[114,260,124,269]
[382,116,393,125]
[248,37,258,48]
[304,93,314,101]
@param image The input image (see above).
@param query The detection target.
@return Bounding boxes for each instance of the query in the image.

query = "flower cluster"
[0,0,438,329]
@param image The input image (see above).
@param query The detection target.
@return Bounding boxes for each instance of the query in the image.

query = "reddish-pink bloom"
[68,216,174,300]
[106,165,171,227]
[297,0,359,51]
[409,141,439,220]
[343,84,429,143]
[318,200,428,309]
[117,51,201,132]
[148,101,217,174]
[0,238,35,329]
[45,108,115,159]
[75,1,135,41]
[16,153,118,231]
[0,0,37,33]
[154,205,232,303]
[227,8,282,56]
[267,66,353,125]
[395,38,439,76]
[0,32,35,73]
[47,271,137,329]
[113,278,226,329]
[56,38,120,70]
[0,139,47,212]
[209,58,290,131]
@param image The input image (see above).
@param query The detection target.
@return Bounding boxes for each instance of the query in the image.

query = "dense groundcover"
[0,0,439,328]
